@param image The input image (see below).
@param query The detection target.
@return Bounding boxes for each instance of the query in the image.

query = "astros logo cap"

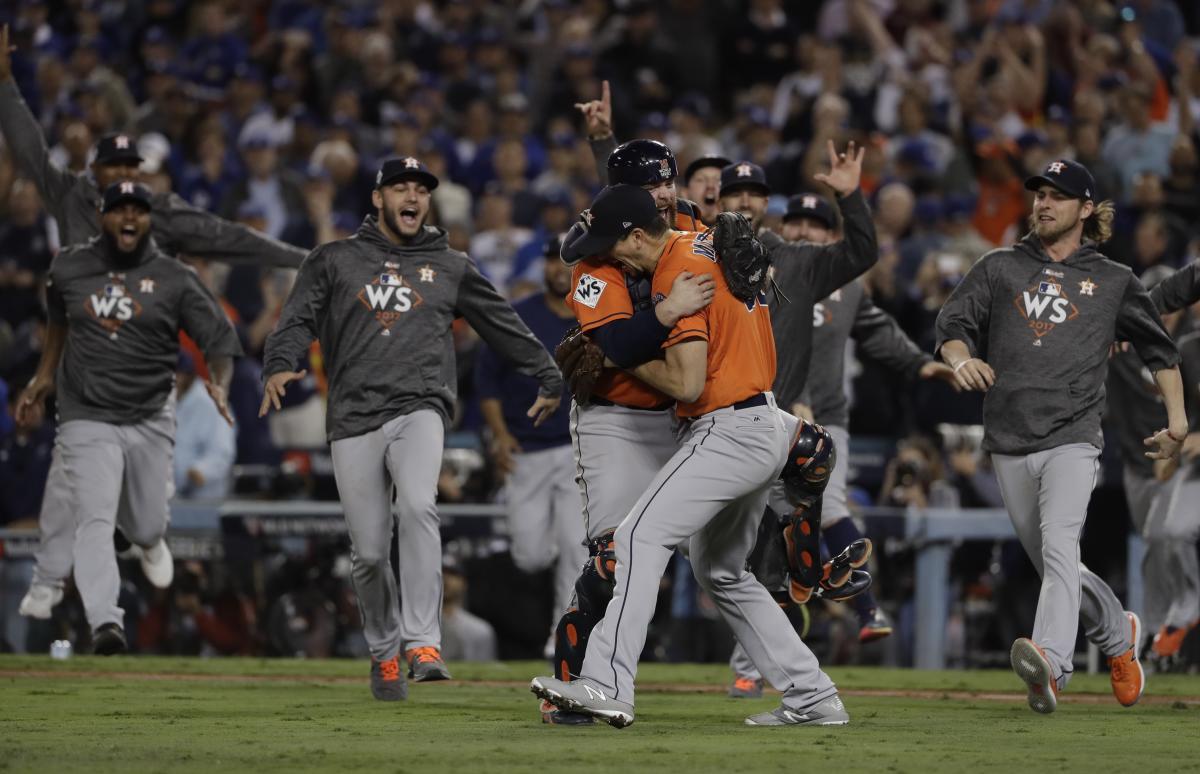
[1024,159,1097,202]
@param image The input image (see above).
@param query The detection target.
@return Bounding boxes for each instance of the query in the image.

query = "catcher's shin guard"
[780,419,836,507]
[552,531,617,680]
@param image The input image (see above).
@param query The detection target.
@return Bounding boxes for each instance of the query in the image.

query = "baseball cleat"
[729,675,764,699]
[1010,638,1057,714]
[1108,612,1144,707]
[744,695,849,726]
[18,584,63,620]
[540,699,595,725]
[815,570,873,602]
[406,646,452,682]
[370,655,408,701]
[858,607,893,643]
[92,623,127,656]
[140,539,174,589]
[1150,623,1190,660]
[531,676,634,729]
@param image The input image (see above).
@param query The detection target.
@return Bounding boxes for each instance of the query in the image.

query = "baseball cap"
[1024,158,1097,201]
[719,161,770,197]
[375,156,439,191]
[94,133,143,166]
[784,192,836,229]
[683,154,731,184]
[565,184,660,257]
[101,180,153,213]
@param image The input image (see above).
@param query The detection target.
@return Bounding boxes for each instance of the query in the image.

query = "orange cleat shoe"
[729,676,764,699]
[405,646,452,682]
[1151,624,1189,659]
[1108,612,1145,708]
[370,655,408,701]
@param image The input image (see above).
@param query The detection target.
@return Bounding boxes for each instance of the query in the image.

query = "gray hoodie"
[264,217,562,441]
[0,79,305,267]
[936,234,1179,455]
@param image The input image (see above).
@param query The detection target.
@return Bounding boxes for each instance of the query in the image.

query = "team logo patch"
[658,159,671,179]
[1047,161,1066,174]
[1079,278,1096,296]
[87,275,143,339]
[139,278,155,294]
[358,269,423,335]
[1013,279,1079,342]
[419,264,436,283]
[573,273,607,308]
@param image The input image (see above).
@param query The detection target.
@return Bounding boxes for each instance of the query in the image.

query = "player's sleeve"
[570,264,634,332]
[0,80,78,210]
[1149,261,1200,315]
[590,308,672,369]
[852,291,931,376]
[1117,272,1180,372]
[935,252,995,359]
[456,259,563,397]
[262,246,330,376]
[178,267,243,360]
[589,135,619,185]
[44,256,69,325]
[1176,332,1200,427]
[652,259,708,347]
[153,192,306,268]
[762,190,879,301]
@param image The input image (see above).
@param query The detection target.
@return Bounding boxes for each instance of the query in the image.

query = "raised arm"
[576,80,617,184]
[1149,261,1200,314]
[154,192,306,268]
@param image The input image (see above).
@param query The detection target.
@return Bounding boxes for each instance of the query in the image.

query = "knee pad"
[552,531,617,679]
[779,420,836,509]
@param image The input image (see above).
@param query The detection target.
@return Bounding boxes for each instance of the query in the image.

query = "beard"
[101,230,150,266]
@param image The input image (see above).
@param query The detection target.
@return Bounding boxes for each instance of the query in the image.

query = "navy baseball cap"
[376,157,439,191]
[784,193,836,229]
[565,184,660,257]
[1025,159,1097,201]
[101,180,153,213]
[720,161,770,197]
[94,133,143,166]
[684,154,732,184]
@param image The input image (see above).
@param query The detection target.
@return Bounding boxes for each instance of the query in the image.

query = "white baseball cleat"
[140,539,174,588]
[530,676,635,728]
[18,584,64,619]
[744,695,850,726]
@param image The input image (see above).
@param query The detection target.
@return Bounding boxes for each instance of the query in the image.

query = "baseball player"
[936,158,1187,714]
[1,25,307,620]
[260,157,562,701]
[474,235,585,653]
[18,181,241,654]
[533,184,847,728]
[727,191,958,695]
[1114,262,1200,662]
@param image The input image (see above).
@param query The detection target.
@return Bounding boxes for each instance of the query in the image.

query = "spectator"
[1102,83,1177,198]
[0,179,55,330]
[220,125,308,243]
[173,353,237,500]
[441,557,497,662]
[469,186,534,293]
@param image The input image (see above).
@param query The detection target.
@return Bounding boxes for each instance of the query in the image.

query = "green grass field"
[2,657,1198,773]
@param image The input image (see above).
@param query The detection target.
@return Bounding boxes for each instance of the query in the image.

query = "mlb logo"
[658,159,671,178]
[1038,281,1060,297]
[104,284,125,298]
[379,274,402,286]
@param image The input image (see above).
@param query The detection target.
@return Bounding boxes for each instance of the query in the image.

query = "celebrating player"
[936,158,1187,714]
[18,181,241,654]
[533,185,848,728]
[260,157,562,701]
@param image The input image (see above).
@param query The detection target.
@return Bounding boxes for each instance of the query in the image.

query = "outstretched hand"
[574,80,613,139]
[205,380,236,427]
[259,369,307,417]
[526,394,561,427]
[813,140,865,197]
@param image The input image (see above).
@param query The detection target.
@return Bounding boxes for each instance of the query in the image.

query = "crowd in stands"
[1,0,1199,661]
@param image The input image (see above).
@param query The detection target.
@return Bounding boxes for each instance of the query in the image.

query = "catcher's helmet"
[607,139,678,186]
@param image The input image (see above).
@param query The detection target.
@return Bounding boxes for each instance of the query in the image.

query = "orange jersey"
[673,201,705,232]
[565,258,672,409]
[652,231,776,417]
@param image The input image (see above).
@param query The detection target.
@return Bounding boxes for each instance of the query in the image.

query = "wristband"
[953,358,977,374]
[1167,428,1186,443]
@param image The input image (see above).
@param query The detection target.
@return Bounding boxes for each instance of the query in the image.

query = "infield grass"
[2,657,1197,773]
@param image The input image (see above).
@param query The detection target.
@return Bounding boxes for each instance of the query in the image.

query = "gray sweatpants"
[504,444,587,622]
[31,445,74,591]
[1131,468,1200,631]
[580,398,837,711]
[330,409,444,661]
[993,444,1131,684]
[62,403,175,631]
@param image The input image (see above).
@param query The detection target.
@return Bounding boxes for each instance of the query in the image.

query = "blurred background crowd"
[1,0,1199,669]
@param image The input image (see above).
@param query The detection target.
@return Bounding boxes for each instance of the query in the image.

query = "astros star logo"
[419,265,436,283]
[580,209,594,229]
[404,157,420,169]
[1047,161,1066,174]
[736,164,753,177]
[140,278,155,293]
[115,135,131,149]
[802,195,818,209]
[1079,278,1096,296]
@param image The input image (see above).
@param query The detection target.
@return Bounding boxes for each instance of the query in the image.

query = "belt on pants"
[731,393,769,410]
[588,396,674,412]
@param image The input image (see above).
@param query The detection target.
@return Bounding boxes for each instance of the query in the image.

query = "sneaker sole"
[1120,613,1145,707]
[410,670,452,682]
[744,714,849,727]
[859,626,893,644]
[1010,639,1057,714]
[530,679,634,729]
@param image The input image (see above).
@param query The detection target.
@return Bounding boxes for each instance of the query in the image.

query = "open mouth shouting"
[398,206,421,230]
[116,222,142,251]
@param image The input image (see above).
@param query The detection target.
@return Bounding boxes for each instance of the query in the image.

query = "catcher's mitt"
[712,211,771,302]
[554,325,605,405]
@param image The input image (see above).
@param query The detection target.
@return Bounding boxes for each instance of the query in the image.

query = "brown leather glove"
[554,325,606,405]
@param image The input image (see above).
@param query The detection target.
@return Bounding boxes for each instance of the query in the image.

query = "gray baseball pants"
[504,444,587,622]
[993,444,1132,685]
[1128,468,1200,632]
[329,409,444,661]
[61,403,175,631]
[579,397,837,711]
